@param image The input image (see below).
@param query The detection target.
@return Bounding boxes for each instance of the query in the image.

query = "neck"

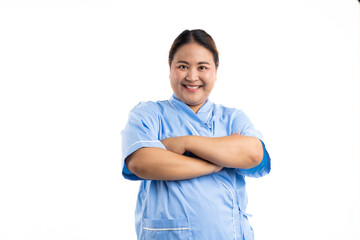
[189,102,205,114]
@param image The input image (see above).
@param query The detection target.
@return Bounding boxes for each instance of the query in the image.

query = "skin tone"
[169,42,217,113]
[126,42,263,180]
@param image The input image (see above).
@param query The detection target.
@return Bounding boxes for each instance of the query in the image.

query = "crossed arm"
[125,134,264,181]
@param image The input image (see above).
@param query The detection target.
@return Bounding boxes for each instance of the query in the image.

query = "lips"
[183,84,202,89]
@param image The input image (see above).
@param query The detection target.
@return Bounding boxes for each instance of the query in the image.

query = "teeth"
[185,85,200,89]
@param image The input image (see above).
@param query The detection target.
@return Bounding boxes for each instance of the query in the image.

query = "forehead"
[173,43,214,63]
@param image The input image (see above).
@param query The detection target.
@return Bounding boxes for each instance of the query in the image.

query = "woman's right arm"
[125,147,222,181]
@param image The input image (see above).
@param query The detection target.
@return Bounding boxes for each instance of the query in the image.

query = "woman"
[121,29,271,240]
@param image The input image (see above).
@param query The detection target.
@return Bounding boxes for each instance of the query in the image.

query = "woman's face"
[169,42,217,113]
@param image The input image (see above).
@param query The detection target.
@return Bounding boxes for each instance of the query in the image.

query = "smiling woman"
[169,30,219,113]
[121,29,271,240]
[169,43,217,113]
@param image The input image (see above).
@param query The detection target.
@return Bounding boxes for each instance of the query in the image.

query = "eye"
[199,66,207,70]
[177,65,188,69]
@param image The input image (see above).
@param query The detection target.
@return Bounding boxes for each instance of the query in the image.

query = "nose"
[185,68,199,81]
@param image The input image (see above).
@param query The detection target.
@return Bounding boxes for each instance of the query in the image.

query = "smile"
[184,85,201,89]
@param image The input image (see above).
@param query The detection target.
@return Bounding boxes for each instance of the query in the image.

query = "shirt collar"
[169,94,214,124]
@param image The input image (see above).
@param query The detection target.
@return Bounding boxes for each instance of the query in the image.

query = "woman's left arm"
[161,135,263,169]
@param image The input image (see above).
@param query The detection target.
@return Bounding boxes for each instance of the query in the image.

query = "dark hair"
[168,29,219,68]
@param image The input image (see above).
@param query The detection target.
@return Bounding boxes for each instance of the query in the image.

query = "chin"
[177,92,207,105]
[184,99,205,107]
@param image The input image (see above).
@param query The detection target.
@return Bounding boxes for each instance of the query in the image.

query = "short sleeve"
[231,110,271,178]
[121,102,166,180]
[231,110,263,140]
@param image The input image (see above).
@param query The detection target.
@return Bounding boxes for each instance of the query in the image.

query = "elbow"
[126,151,147,178]
[250,139,264,167]
[241,155,261,169]
[251,149,263,167]
[242,138,263,169]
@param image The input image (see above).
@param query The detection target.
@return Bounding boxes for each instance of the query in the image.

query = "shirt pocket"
[141,218,191,240]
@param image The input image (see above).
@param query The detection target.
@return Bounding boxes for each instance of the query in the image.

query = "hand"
[231,131,241,136]
[160,136,188,155]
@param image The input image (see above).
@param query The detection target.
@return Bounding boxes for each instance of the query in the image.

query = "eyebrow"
[176,60,211,65]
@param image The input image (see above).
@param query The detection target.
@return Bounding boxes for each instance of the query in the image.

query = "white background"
[0,0,359,239]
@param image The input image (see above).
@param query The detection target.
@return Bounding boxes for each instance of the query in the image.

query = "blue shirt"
[121,94,271,240]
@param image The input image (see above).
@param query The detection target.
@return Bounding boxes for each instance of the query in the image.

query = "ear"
[168,60,171,79]
[215,63,219,81]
